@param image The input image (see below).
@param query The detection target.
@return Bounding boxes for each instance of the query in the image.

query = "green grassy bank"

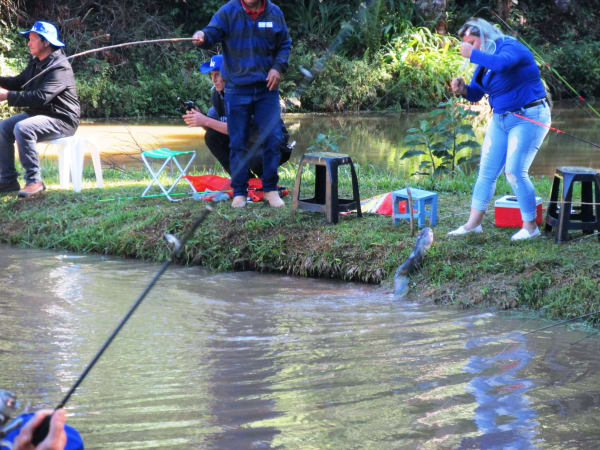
[1,161,600,326]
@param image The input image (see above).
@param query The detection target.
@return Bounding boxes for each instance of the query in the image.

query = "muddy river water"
[2,246,600,448]
[39,100,600,179]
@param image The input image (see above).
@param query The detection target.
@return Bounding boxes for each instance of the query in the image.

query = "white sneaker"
[447,224,483,236]
[232,195,247,208]
[510,227,540,241]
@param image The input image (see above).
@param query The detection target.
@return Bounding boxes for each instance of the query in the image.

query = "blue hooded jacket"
[465,37,546,114]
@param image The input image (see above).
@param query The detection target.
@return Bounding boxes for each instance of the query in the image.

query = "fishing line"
[30,206,212,445]
[21,37,198,89]
[490,11,600,120]
[512,112,600,150]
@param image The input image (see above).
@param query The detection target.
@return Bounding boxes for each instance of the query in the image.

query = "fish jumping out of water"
[394,227,434,298]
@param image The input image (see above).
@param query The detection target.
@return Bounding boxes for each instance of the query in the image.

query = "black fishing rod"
[30,206,212,445]
[21,37,198,89]
[523,310,600,336]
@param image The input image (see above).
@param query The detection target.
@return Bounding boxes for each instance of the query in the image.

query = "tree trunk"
[496,0,513,21]
[414,0,447,34]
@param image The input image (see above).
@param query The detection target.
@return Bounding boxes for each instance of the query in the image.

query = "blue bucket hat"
[19,21,65,47]
[199,55,222,74]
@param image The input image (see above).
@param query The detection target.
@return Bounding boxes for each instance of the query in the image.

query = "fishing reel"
[0,389,27,438]
[177,97,196,113]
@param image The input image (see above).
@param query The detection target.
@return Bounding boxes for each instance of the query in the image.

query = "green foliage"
[307,132,345,153]
[286,27,468,112]
[76,51,212,118]
[379,27,466,109]
[341,0,421,57]
[286,0,353,47]
[544,39,600,98]
[518,273,600,323]
[0,24,28,118]
[1,0,597,117]
[294,53,388,112]
[400,99,480,183]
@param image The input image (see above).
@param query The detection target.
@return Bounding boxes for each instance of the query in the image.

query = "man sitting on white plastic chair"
[0,21,80,198]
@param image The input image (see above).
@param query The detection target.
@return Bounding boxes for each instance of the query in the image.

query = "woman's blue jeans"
[225,84,282,197]
[471,103,551,222]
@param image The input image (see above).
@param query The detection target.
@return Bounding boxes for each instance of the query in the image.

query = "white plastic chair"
[42,136,104,192]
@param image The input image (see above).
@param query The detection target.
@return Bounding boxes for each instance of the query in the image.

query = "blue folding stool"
[141,148,197,201]
[392,187,438,227]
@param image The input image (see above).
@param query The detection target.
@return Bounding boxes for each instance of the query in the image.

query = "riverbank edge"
[1,172,599,327]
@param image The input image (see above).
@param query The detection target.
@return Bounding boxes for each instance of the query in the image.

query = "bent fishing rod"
[21,37,198,89]
[30,206,212,445]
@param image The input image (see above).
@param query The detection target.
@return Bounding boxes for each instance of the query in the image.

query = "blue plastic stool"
[392,188,438,227]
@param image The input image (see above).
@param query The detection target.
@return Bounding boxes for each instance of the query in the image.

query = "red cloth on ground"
[184,175,289,202]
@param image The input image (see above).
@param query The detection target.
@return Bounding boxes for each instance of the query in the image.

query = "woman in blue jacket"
[448,18,551,241]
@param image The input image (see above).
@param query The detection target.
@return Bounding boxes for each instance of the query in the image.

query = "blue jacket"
[465,37,546,114]
[201,0,291,87]
[0,413,83,450]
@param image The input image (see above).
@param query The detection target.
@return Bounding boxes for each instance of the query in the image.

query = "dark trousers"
[0,113,69,184]
[204,128,263,178]
[225,84,282,197]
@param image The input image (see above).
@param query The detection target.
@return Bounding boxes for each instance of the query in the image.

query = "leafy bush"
[286,0,353,48]
[544,39,600,98]
[379,27,466,110]
[401,100,480,184]
[0,24,29,118]
[76,49,212,118]
[283,27,468,112]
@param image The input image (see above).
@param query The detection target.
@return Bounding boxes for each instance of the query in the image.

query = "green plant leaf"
[400,149,426,159]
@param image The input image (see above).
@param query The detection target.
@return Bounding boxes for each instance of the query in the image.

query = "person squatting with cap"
[182,54,293,179]
[0,21,80,198]
[192,0,291,208]
[448,18,551,241]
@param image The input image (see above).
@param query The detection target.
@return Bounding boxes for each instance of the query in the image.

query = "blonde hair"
[458,18,507,54]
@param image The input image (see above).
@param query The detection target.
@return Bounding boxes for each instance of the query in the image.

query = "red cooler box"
[494,195,543,227]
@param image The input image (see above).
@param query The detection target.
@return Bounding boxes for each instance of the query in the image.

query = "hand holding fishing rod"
[29,207,212,445]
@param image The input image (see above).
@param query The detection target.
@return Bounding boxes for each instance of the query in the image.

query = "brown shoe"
[18,181,46,198]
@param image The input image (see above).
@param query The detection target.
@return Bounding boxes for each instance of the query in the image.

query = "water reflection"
[63,100,600,178]
[462,331,538,449]
[3,247,600,447]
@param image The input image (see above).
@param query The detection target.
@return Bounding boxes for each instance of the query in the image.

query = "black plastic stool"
[291,152,362,224]
[544,166,600,242]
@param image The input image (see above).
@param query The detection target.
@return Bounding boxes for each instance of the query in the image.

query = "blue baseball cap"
[199,54,222,74]
[19,21,65,47]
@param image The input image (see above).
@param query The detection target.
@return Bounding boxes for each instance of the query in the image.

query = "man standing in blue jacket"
[192,0,291,208]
